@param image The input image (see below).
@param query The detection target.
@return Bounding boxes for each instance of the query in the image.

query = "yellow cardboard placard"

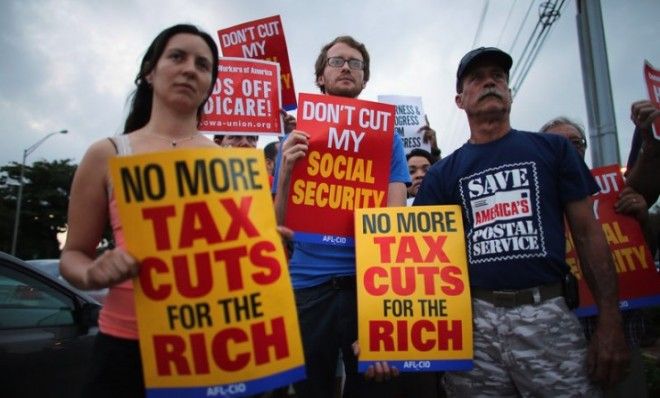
[355,205,473,372]
[109,148,303,395]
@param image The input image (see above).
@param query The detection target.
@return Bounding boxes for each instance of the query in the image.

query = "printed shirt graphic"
[414,130,596,290]
[459,162,546,264]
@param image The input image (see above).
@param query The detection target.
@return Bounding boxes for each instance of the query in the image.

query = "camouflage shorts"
[443,297,602,397]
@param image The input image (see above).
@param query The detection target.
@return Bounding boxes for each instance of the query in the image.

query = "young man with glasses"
[273,36,409,397]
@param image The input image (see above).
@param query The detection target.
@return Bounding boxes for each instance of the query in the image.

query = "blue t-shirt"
[414,130,598,290]
[274,133,410,288]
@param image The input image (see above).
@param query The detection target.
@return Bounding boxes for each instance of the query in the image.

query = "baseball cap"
[456,47,512,93]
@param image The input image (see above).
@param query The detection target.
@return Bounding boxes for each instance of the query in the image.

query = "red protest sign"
[643,61,660,140]
[218,15,297,111]
[284,93,394,245]
[200,58,282,135]
[567,165,660,316]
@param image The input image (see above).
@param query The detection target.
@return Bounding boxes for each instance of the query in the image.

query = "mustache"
[337,73,355,82]
[477,88,505,101]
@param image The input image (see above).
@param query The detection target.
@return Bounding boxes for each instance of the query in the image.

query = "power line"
[511,0,565,96]
[510,0,565,97]
[509,2,547,80]
[497,0,519,47]
[471,0,490,48]
[508,0,535,54]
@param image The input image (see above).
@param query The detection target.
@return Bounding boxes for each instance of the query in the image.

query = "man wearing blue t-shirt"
[414,47,629,396]
[273,36,410,397]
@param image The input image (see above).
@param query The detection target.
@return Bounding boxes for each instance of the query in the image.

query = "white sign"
[378,95,431,154]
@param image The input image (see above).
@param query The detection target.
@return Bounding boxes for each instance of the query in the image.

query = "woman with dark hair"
[60,24,219,397]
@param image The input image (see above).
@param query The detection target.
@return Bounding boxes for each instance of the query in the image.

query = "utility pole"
[576,0,620,167]
[11,129,68,256]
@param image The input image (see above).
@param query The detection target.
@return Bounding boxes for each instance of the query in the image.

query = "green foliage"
[0,159,76,259]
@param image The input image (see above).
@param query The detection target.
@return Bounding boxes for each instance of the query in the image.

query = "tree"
[0,159,76,259]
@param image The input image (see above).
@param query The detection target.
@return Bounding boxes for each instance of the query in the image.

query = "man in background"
[406,148,434,205]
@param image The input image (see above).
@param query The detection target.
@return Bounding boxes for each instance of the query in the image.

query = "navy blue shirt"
[414,130,598,290]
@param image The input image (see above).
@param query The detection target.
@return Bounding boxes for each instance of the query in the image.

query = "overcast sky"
[1,0,657,169]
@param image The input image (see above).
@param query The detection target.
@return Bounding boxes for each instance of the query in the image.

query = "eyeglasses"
[327,57,364,70]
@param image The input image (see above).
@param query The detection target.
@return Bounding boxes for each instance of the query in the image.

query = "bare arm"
[60,139,139,290]
[387,182,407,207]
[615,186,656,255]
[273,131,309,225]
[565,196,629,385]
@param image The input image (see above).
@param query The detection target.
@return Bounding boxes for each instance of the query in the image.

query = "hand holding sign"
[614,186,648,222]
[351,341,400,381]
[84,248,139,290]
[419,123,440,159]
[280,131,310,173]
[274,130,309,226]
[626,98,660,206]
[643,61,660,140]
[630,99,660,133]
[281,109,297,133]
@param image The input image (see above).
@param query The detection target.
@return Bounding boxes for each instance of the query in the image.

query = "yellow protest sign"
[109,148,303,397]
[355,206,473,372]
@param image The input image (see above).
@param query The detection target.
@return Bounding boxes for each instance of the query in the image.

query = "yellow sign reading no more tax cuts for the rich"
[355,205,473,372]
[109,148,304,395]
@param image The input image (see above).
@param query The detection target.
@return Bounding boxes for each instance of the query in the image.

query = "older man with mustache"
[414,47,629,397]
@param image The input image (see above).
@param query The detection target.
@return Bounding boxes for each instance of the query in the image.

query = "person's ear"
[145,71,154,86]
[455,93,464,109]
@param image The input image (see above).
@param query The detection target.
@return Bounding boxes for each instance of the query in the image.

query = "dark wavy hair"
[123,24,219,134]
[314,35,370,94]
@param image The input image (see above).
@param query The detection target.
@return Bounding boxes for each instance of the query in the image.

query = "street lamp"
[11,129,68,256]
